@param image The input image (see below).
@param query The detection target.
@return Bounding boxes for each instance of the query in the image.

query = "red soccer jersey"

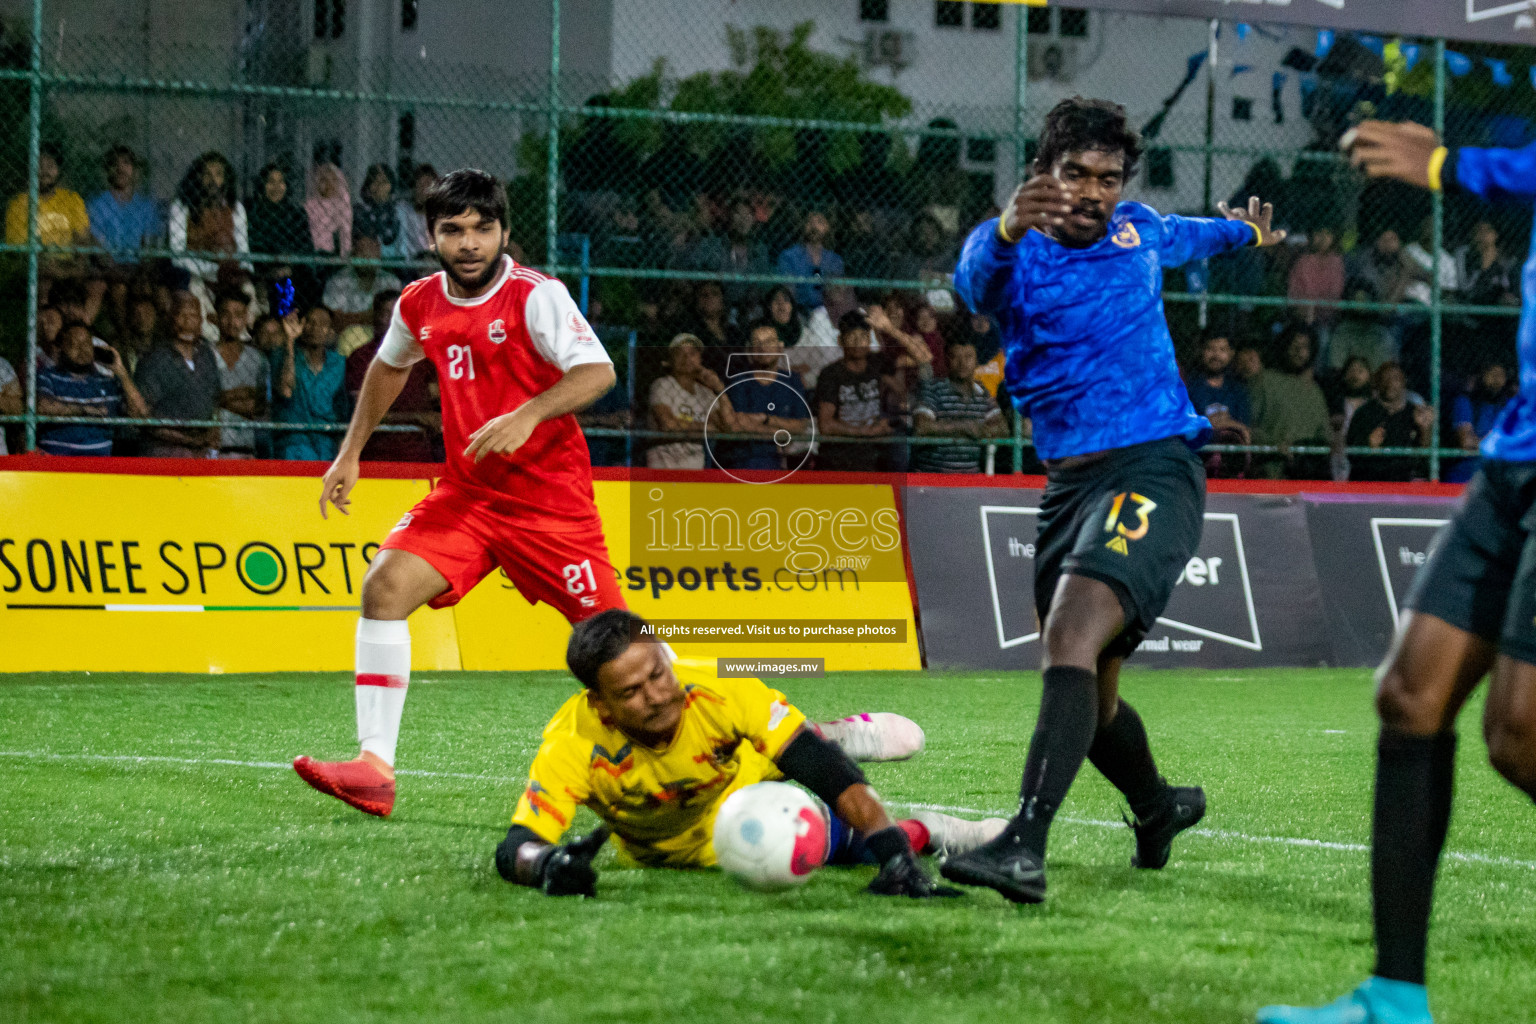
[377,256,612,529]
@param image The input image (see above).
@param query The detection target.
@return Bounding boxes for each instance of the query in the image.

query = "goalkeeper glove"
[533,824,612,897]
[864,825,961,899]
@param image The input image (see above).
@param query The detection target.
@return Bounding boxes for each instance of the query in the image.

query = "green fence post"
[1429,38,1446,482]
[1011,3,1027,475]
[545,0,561,274]
[22,0,42,452]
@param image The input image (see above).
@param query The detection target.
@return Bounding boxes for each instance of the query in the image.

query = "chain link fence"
[0,0,1527,479]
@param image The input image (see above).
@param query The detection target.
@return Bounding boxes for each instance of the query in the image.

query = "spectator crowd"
[0,137,1520,483]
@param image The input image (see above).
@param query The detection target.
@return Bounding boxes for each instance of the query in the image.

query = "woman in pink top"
[305,163,352,255]
[1288,225,1345,327]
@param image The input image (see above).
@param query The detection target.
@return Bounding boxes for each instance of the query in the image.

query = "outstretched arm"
[1160,196,1287,267]
[318,356,412,518]
[955,175,1075,315]
[1345,120,1536,201]
[496,823,611,897]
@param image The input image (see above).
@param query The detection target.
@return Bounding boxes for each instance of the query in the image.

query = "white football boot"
[911,811,1010,861]
[817,713,925,761]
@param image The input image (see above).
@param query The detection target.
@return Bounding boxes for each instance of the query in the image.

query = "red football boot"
[293,756,396,817]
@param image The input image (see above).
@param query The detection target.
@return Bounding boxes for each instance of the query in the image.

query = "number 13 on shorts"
[1104,491,1157,555]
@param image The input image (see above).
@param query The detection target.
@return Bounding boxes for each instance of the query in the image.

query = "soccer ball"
[712,782,830,890]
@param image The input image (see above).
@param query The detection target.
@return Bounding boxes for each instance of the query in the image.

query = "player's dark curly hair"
[567,609,653,690]
[423,168,506,231]
[1033,97,1144,180]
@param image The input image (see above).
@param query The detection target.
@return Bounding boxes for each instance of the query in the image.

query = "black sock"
[1372,728,1456,986]
[1087,699,1169,820]
[1010,665,1099,858]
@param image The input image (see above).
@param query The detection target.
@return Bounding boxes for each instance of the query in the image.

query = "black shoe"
[938,831,1046,904]
[1130,785,1206,870]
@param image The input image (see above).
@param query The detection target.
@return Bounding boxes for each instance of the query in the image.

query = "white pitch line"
[891,801,1536,872]
[4,751,1534,872]
[0,750,515,783]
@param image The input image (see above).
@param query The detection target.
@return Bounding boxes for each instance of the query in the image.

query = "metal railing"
[1,0,1524,480]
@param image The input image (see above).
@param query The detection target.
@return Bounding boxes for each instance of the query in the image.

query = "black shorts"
[1406,460,1536,666]
[1034,438,1207,660]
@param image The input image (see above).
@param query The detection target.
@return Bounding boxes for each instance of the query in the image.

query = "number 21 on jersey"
[448,345,476,380]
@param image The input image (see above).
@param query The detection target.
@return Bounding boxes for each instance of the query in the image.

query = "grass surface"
[3,668,1534,1024]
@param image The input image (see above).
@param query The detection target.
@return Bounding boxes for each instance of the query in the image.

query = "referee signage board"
[908,485,1331,670]
[1053,0,1534,47]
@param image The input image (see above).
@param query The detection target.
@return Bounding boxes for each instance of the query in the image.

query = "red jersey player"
[293,170,921,818]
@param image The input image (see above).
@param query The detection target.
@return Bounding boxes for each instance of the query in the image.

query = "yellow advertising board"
[453,479,921,671]
[0,472,460,673]
[0,471,921,673]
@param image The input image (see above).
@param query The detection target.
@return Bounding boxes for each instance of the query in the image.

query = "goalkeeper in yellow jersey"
[495,609,1004,897]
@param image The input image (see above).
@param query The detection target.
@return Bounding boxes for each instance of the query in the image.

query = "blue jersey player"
[937,98,1285,904]
[1258,123,1536,1024]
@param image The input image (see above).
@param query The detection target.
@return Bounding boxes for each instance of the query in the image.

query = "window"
[401,0,418,31]
[1027,7,1051,35]
[966,138,996,163]
[314,0,345,39]
[859,0,889,22]
[1059,8,1089,38]
[935,1,964,28]
[1232,97,1254,121]
[970,3,1001,30]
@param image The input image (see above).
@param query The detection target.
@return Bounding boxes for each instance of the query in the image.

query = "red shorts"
[379,481,626,622]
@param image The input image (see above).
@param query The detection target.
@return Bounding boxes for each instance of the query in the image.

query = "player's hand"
[465,405,540,463]
[538,824,611,897]
[1217,195,1287,247]
[1000,175,1074,242]
[319,455,360,519]
[1342,120,1440,189]
[867,850,962,899]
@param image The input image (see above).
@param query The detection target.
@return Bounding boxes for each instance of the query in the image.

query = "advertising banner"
[907,485,1333,670]
[0,471,921,673]
[0,471,461,673]
[455,479,921,671]
[1064,0,1534,47]
[1302,494,1460,667]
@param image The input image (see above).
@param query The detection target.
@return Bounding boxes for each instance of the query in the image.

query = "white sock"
[355,617,411,767]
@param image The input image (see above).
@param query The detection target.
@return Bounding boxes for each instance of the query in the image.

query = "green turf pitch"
[3,670,1534,1024]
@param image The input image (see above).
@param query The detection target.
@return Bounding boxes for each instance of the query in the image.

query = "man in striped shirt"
[36,321,148,456]
[912,338,1006,473]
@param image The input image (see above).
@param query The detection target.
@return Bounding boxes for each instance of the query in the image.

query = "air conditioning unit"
[863,29,916,73]
[1027,38,1078,83]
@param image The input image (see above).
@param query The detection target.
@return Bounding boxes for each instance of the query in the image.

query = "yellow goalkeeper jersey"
[510,658,807,868]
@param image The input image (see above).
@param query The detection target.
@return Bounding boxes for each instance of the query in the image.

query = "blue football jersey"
[1445,141,1536,463]
[954,201,1257,461]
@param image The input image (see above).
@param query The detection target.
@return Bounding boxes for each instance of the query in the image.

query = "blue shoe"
[1256,977,1432,1024]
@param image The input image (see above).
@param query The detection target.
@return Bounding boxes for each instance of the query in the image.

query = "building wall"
[3,1,1323,217]
[607,0,1322,213]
